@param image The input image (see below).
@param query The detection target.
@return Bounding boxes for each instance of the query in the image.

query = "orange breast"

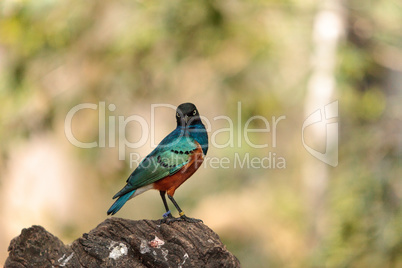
[153,142,204,196]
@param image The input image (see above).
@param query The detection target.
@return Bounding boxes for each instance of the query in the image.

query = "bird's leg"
[160,191,173,217]
[159,191,175,224]
[167,194,202,223]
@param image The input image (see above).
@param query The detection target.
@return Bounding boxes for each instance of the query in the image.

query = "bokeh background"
[1,0,401,267]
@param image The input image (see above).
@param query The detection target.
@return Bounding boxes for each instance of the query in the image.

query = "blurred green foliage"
[0,0,401,267]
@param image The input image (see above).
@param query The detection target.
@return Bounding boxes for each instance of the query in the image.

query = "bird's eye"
[176,112,180,117]
[193,110,196,115]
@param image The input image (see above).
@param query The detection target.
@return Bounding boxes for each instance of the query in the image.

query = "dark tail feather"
[107,190,135,215]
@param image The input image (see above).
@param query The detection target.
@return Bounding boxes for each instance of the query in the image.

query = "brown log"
[5,218,240,267]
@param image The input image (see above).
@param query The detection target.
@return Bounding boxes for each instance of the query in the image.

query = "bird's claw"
[159,217,176,224]
[159,211,175,224]
[160,214,203,224]
[180,215,203,223]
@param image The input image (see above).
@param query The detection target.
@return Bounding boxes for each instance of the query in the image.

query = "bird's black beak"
[184,115,189,125]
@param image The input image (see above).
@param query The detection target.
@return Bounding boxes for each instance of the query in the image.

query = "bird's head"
[176,102,201,127]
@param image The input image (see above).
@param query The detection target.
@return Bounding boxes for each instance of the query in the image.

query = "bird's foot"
[159,217,177,224]
[159,211,203,224]
[159,211,175,224]
[179,214,203,223]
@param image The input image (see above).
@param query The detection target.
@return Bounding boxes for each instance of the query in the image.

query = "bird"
[107,102,208,223]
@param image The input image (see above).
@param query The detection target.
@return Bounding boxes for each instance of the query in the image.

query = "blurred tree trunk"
[303,0,345,246]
